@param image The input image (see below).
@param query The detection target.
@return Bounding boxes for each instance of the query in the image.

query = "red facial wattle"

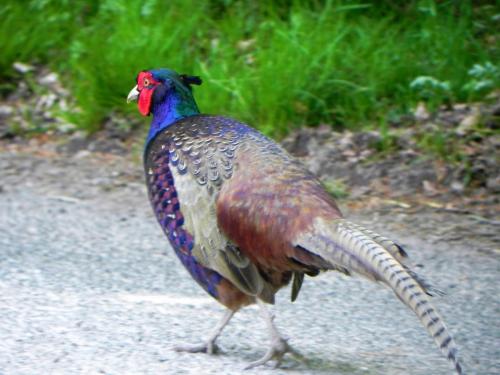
[136,71,160,116]
[138,87,154,116]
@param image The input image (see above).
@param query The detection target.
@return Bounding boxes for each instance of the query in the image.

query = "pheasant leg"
[175,309,234,354]
[245,300,304,369]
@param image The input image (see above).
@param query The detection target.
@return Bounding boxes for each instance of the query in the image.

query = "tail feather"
[294,218,463,374]
[343,221,444,297]
[343,221,408,260]
[336,221,463,374]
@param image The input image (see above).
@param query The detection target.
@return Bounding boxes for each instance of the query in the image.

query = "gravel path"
[0,148,498,375]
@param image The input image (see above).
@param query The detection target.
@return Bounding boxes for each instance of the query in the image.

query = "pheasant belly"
[145,145,252,311]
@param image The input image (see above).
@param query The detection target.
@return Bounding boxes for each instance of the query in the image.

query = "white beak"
[127,85,140,103]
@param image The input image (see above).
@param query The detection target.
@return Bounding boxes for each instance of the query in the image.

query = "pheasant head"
[127,68,202,143]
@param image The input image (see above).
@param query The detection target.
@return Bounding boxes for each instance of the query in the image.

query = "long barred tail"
[297,218,463,374]
[335,220,463,374]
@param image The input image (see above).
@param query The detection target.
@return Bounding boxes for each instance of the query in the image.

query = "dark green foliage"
[0,0,497,134]
[0,1,98,76]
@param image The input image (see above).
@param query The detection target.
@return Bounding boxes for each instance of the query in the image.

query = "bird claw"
[244,337,304,369]
[174,341,220,355]
[174,309,234,356]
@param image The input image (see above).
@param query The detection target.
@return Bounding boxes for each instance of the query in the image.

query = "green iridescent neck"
[146,87,200,145]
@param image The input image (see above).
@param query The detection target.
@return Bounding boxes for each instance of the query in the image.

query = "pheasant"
[127,68,463,373]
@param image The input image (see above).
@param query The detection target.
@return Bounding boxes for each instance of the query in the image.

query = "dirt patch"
[281,101,499,218]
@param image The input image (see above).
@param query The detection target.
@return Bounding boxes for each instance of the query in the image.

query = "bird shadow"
[215,346,381,374]
[282,355,376,374]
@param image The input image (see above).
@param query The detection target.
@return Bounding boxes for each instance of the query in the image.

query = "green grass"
[322,178,350,200]
[0,0,498,135]
[0,1,95,74]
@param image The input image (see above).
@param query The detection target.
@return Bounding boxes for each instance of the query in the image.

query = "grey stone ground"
[0,149,499,375]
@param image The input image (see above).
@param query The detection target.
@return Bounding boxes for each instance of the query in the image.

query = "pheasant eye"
[143,78,150,86]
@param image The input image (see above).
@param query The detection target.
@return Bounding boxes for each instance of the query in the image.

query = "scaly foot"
[174,309,234,355]
[245,336,305,369]
[245,300,307,369]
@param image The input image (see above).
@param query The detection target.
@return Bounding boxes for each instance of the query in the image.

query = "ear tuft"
[180,74,203,86]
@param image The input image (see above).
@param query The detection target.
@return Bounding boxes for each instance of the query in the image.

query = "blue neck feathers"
[146,89,200,146]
